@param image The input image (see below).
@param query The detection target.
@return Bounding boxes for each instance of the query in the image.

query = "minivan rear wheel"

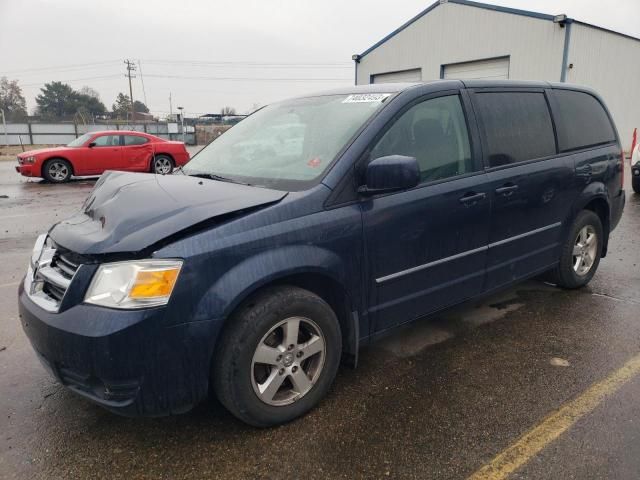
[212,286,341,427]
[632,175,640,194]
[548,210,603,289]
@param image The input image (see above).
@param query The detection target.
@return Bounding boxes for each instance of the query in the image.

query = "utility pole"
[124,59,136,123]
[169,92,173,118]
[177,106,185,143]
[1,109,8,147]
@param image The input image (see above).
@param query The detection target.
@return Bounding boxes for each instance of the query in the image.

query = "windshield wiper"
[187,171,247,185]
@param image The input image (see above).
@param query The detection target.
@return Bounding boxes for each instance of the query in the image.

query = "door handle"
[495,184,519,196]
[459,192,486,206]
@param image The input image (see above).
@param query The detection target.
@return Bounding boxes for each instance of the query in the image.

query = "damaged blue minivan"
[19,80,625,426]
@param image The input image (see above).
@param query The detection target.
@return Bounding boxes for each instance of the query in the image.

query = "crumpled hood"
[49,171,287,254]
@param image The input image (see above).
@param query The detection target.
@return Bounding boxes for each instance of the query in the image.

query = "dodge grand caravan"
[19,80,625,427]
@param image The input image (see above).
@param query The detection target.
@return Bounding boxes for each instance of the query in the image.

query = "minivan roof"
[302,79,596,98]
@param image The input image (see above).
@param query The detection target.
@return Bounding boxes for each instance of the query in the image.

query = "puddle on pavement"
[374,280,559,358]
[378,323,454,357]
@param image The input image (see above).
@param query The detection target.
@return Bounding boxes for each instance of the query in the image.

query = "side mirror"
[358,155,420,195]
[88,142,96,148]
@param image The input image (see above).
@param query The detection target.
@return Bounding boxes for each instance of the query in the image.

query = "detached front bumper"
[18,281,220,417]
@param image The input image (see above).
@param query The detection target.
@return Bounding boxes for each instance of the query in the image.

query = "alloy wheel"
[251,316,326,406]
[154,157,172,174]
[48,161,69,181]
[572,225,598,276]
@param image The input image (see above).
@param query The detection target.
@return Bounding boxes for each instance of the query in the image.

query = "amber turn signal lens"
[129,269,180,298]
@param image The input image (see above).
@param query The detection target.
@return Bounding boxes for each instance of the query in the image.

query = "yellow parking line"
[468,353,640,480]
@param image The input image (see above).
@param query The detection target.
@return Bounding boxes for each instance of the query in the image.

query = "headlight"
[25,156,36,163]
[84,259,183,309]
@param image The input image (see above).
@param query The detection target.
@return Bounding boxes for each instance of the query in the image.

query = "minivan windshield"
[183,93,392,190]
[67,133,93,147]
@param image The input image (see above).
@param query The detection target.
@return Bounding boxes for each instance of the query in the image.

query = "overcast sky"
[1,0,639,117]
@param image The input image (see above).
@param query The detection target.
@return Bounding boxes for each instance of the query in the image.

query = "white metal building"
[353,0,640,148]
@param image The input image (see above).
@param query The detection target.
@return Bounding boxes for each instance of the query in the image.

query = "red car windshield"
[67,133,94,147]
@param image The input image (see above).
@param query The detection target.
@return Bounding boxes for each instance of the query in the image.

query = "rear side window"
[92,135,119,147]
[552,90,616,152]
[123,135,149,146]
[474,92,556,167]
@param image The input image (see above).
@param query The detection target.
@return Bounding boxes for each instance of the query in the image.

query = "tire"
[213,286,342,427]
[632,175,640,194]
[151,155,174,174]
[42,158,72,183]
[548,210,603,289]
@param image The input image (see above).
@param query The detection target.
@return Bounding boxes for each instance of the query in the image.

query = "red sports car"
[15,130,190,182]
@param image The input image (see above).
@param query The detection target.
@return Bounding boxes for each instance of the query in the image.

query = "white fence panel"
[33,134,76,144]
[0,124,29,134]
[30,123,75,134]
[1,122,196,145]
[81,124,118,133]
[2,134,28,145]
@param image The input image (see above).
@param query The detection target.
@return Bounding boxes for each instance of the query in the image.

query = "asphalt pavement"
[0,157,639,479]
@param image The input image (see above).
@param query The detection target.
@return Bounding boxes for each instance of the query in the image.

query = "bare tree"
[78,85,101,100]
[221,106,237,116]
[0,77,27,120]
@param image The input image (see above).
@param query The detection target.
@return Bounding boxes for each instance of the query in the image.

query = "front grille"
[43,282,66,302]
[51,251,80,280]
[25,236,83,312]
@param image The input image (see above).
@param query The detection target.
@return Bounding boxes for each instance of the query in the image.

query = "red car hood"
[17,146,70,158]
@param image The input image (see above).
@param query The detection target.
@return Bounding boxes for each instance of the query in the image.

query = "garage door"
[443,57,509,80]
[371,68,422,84]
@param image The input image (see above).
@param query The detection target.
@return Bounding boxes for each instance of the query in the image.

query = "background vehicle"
[15,131,190,182]
[19,81,625,427]
[632,144,640,193]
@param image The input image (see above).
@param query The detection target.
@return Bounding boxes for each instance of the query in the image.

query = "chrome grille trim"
[37,265,72,290]
[25,235,81,313]
[55,255,78,277]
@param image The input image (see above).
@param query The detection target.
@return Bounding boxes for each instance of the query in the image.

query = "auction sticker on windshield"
[342,93,391,103]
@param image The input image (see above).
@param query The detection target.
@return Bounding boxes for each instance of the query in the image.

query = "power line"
[1,60,121,76]
[20,74,122,87]
[143,73,351,82]
[3,59,351,78]
[138,60,148,106]
[17,71,351,89]
[140,59,352,68]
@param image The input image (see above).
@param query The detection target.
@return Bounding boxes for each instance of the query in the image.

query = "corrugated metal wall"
[356,2,639,150]
[568,24,640,145]
[356,2,566,84]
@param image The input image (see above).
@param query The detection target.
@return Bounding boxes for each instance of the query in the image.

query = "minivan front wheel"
[549,210,603,289]
[213,286,341,427]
